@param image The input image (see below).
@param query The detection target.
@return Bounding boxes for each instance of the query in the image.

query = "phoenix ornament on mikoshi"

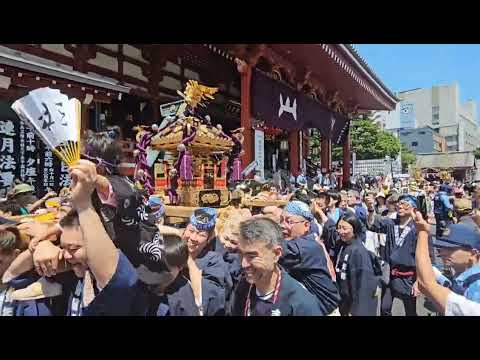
[11,87,81,167]
[177,80,218,110]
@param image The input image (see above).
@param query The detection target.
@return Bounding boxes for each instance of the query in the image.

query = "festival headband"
[398,195,418,208]
[148,196,166,218]
[284,201,314,221]
[189,207,217,232]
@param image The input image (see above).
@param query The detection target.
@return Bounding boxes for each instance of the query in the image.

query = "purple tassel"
[229,133,244,182]
[180,151,193,181]
[134,132,154,195]
[232,158,243,181]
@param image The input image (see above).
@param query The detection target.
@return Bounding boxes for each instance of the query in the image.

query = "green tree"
[474,147,480,159]
[350,119,401,160]
[310,118,402,163]
[313,119,402,161]
[401,144,416,172]
[332,144,343,161]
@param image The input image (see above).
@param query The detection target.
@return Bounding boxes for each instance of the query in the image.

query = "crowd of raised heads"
[2,130,480,316]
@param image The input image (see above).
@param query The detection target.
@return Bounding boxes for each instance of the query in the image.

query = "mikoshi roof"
[150,116,234,154]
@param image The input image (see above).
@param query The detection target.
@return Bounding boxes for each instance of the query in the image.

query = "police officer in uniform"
[434,184,454,237]
[433,224,480,304]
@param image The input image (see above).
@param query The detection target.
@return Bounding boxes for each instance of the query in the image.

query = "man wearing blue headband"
[147,195,166,225]
[278,201,341,315]
[181,207,228,316]
[366,194,421,316]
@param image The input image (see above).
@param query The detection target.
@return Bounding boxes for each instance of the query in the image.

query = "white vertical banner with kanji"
[23,123,38,188]
[254,129,265,180]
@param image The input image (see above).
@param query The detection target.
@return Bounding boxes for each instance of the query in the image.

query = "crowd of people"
[1,129,480,316]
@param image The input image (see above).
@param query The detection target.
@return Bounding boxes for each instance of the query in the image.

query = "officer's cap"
[434,224,480,251]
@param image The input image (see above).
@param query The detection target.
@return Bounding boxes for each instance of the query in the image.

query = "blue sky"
[356,44,480,104]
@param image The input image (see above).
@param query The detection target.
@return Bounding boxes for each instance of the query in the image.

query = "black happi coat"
[99,175,170,273]
[134,275,201,316]
[230,269,324,316]
[192,250,229,316]
[213,237,242,300]
[367,216,417,295]
[279,233,341,314]
[135,250,228,316]
[335,239,379,316]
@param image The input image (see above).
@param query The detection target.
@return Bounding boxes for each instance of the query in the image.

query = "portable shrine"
[134,80,236,208]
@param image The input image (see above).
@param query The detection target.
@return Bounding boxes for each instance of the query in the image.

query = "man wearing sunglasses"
[278,201,341,315]
[366,194,421,316]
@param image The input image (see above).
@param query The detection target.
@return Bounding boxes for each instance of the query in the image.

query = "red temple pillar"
[343,130,351,187]
[302,131,309,169]
[240,65,254,172]
[321,137,331,172]
[289,130,300,177]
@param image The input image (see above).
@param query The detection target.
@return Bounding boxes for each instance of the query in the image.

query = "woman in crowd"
[375,192,388,216]
[334,213,380,316]
[326,191,342,224]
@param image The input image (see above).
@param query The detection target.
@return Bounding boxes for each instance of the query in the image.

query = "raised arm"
[69,160,119,289]
[26,191,57,213]
[157,224,185,238]
[28,223,62,253]
[95,174,112,201]
[312,201,329,225]
[413,211,450,314]
[365,195,392,234]
[2,250,34,283]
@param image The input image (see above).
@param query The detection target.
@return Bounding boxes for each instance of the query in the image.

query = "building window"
[412,141,418,146]
[432,106,440,125]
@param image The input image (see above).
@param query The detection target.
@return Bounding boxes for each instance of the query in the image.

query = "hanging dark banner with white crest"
[251,69,349,145]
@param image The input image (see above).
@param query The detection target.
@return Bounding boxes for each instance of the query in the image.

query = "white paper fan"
[11,87,81,166]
